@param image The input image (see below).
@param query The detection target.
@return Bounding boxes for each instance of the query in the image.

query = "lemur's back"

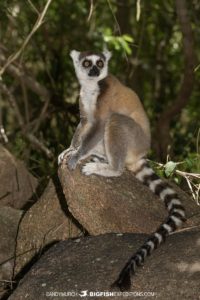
[97,74,151,143]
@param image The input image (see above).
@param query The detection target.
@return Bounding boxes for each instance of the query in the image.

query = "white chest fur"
[80,81,100,122]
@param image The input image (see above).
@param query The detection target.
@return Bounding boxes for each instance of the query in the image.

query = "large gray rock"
[9,228,200,300]
[14,179,81,276]
[0,146,38,209]
[58,163,200,235]
[0,207,22,297]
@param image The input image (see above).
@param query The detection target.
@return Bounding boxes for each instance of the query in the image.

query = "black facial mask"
[88,66,100,77]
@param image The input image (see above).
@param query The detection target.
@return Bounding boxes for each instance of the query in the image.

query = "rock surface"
[58,163,200,235]
[0,206,22,297]
[14,179,81,276]
[0,146,38,209]
[9,228,200,300]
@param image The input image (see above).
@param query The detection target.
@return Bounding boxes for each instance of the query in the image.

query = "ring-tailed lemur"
[58,50,186,291]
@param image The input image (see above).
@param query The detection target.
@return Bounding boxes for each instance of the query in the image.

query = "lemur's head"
[70,50,112,83]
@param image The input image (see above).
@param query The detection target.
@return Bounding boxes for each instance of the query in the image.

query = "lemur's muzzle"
[88,66,100,77]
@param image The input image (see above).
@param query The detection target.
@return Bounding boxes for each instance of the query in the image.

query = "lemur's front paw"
[67,152,80,170]
[58,147,75,165]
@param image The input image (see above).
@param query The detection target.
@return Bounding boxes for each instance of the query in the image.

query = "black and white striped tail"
[112,158,186,291]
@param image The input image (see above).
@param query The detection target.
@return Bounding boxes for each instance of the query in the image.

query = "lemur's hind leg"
[88,140,107,163]
[82,113,142,177]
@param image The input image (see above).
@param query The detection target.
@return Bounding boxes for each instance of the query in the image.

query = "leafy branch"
[150,159,200,205]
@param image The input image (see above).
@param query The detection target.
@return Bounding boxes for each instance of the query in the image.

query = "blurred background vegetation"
[0,0,199,198]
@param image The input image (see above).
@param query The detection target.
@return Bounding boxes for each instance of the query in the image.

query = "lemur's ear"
[70,50,80,62]
[103,49,112,61]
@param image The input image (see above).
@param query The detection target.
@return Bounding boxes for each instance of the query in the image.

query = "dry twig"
[0,0,53,77]
[0,44,50,131]
[87,0,94,22]
[152,160,200,205]
[0,82,53,158]
[0,48,49,102]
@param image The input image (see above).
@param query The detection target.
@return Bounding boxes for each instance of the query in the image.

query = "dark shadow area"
[1,240,59,300]
[1,169,88,299]
[52,171,89,236]
[21,177,48,211]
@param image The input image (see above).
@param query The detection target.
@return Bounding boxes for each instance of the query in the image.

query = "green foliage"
[103,28,134,55]
[164,161,177,177]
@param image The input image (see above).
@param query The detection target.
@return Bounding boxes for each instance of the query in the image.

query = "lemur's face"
[70,50,112,82]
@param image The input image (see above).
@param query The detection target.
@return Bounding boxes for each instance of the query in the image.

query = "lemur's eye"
[82,59,92,68]
[96,60,104,68]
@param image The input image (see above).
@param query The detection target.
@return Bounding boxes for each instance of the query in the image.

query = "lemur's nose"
[88,66,100,77]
